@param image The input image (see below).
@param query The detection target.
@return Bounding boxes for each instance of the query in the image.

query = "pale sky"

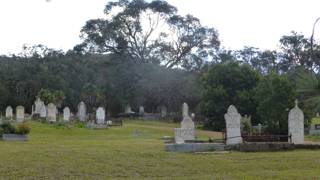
[0,0,320,55]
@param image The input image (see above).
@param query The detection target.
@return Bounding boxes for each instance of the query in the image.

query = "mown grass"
[0,120,320,179]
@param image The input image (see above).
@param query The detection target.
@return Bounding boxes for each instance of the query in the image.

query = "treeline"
[0,0,320,133]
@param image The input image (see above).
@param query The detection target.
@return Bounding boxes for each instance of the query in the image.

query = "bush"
[0,122,16,134]
[15,123,31,135]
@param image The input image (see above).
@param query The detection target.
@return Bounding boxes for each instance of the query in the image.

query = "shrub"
[15,123,31,135]
[0,122,16,134]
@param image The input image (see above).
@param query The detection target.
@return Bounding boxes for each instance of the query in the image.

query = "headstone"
[139,106,144,116]
[174,103,195,144]
[181,103,194,129]
[63,107,70,122]
[16,106,25,122]
[40,105,47,118]
[225,105,242,145]
[77,101,86,122]
[5,106,13,119]
[124,104,131,113]
[160,106,167,118]
[34,97,44,115]
[47,103,57,122]
[96,107,105,124]
[288,100,304,144]
[316,112,320,117]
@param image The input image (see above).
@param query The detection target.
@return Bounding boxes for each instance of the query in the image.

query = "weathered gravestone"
[174,103,195,144]
[124,104,132,114]
[34,97,44,115]
[96,107,105,124]
[288,100,304,144]
[47,103,57,122]
[16,106,25,122]
[77,101,86,122]
[139,106,144,116]
[63,107,70,122]
[160,106,167,118]
[5,106,13,119]
[225,105,242,145]
[40,105,47,118]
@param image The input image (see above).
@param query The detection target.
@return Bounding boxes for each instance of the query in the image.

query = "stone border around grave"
[2,134,28,141]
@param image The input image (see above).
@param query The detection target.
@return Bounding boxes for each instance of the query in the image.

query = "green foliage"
[38,88,65,105]
[0,121,16,134]
[254,73,296,134]
[15,123,31,135]
[200,62,260,130]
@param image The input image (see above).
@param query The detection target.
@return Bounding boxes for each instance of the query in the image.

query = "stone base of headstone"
[174,128,195,144]
[165,143,225,152]
[2,134,28,141]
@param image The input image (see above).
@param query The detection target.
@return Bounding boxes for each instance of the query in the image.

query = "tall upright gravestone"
[77,101,86,122]
[47,103,57,122]
[225,105,242,145]
[40,105,47,118]
[5,106,13,119]
[288,100,304,144]
[96,107,105,124]
[34,97,45,115]
[63,107,70,122]
[16,106,25,122]
[174,103,195,144]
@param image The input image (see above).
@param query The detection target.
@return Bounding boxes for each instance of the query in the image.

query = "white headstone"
[77,101,86,122]
[124,104,131,113]
[139,106,144,116]
[174,103,195,144]
[288,100,304,144]
[5,106,13,119]
[63,107,70,122]
[16,106,25,122]
[96,107,105,124]
[161,106,167,118]
[181,103,194,129]
[47,103,56,122]
[225,105,242,145]
[40,105,47,118]
[34,97,44,115]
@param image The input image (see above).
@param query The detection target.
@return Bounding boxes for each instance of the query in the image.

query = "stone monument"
[225,105,242,145]
[96,107,105,124]
[47,103,57,122]
[63,107,70,122]
[77,101,86,122]
[40,105,47,118]
[288,99,304,144]
[139,106,144,116]
[5,106,13,119]
[16,106,25,122]
[174,103,195,144]
[34,97,44,115]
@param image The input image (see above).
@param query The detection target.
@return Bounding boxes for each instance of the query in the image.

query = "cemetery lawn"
[0,121,320,179]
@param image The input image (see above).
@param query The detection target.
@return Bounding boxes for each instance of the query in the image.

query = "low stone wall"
[226,142,294,152]
[165,143,225,152]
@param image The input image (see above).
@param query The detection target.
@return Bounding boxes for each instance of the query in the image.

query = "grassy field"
[0,120,320,179]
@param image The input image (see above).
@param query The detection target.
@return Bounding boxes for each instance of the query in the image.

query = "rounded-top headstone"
[77,101,87,122]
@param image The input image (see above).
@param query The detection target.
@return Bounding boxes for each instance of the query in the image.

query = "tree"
[76,0,220,70]
[254,73,296,134]
[200,62,260,130]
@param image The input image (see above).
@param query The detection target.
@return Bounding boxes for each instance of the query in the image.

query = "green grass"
[0,120,320,179]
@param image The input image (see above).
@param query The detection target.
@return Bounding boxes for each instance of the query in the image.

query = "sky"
[0,0,320,55]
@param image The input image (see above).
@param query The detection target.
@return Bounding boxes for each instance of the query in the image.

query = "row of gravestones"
[225,100,304,145]
[174,100,304,145]
[5,98,106,125]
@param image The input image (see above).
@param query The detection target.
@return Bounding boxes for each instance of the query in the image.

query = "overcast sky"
[0,0,320,55]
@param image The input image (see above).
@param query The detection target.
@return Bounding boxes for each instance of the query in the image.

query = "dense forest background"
[0,0,320,133]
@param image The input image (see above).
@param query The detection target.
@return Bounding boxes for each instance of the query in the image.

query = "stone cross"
[47,103,57,122]
[288,99,304,144]
[16,106,25,122]
[96,107,105,124]
[225,105,242,145]
[63,107,70,122]
[5,106,13,119]
[77,101,86,122]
